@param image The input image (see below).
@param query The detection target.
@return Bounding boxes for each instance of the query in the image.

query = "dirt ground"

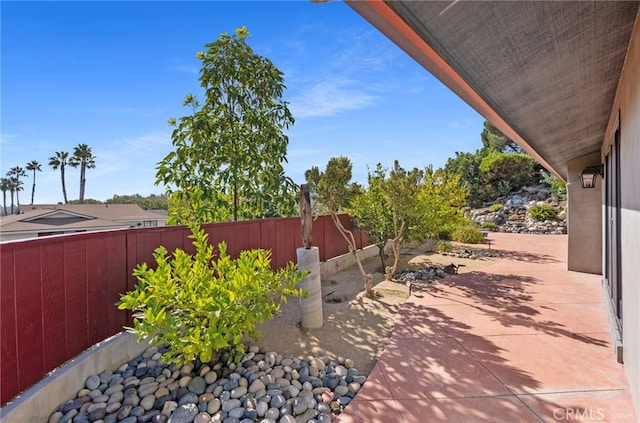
[250,242,499,375]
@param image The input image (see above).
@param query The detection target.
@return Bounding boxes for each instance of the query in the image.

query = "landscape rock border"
[48,345,366,423]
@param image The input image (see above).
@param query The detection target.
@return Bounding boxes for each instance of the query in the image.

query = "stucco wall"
[602,9,640,418]
[566,152,603,274]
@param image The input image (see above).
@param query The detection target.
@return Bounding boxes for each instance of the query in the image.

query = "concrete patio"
[336,233,637,422]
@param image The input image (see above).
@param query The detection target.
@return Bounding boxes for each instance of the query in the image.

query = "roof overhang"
[346,1,640,181]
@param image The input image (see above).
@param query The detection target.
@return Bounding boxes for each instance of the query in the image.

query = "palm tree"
[49,151,71,204]
[69,144,96,204]
[26,160,42,205]
[12,178,24,214]
[6,166,26,213]
[0,177,11,216]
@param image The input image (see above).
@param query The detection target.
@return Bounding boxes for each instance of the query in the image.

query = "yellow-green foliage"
[118,224,307,366]
[481,222,499,231]
[528,204,558,221]
[436,240,453,252]
[489,203,504,212]
[452,224,485,244]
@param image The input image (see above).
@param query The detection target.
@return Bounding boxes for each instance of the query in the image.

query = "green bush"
[481,222,499,231]
[479,152,537,191]
[117,224,307,366]
[528,204,558,221]
[452,225,485,244]
[438,227,453,241]
[540,169,567,199]
[489,203,504,212]
[436,240,453,252]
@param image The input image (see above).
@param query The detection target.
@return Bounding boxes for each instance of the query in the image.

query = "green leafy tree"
[305,157,373,298]
[118,224,307,365]
[379,161,424,279]
[156,27,297,224]
[48,151,71,204]
[415,166,468,240]
[303,166,323,214]
[107,193,169,210]
[0,177,11,216]
[69,198,102,204]
[479,151,537,195]
[350,164,394,273]
[69,143,96,204]
[444,150,491,207]
[481,120,523,153]
[6,166,26,214]
[26,160,42,205]
[540,169,567,199]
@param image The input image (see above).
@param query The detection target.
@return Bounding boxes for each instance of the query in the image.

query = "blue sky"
[1,1,484,205]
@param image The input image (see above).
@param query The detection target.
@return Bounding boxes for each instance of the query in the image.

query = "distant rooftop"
[0,204,167,241]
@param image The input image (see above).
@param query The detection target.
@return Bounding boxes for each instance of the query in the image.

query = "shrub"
[452,225,485,244]
[479,152,537,191]
[489,203,504,212]
[528,204,558,221]
[540,169,567,199]
[438,227,453,241]
[437,240,453,252]
[117,224,307,366]
[481,222,499,231]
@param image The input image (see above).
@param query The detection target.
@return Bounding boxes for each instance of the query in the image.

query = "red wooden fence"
[0,214,369,406]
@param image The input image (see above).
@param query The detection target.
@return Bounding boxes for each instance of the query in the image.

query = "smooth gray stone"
[188,376,206,395]
[178,392,199,406]
[269,395,285,409]
[168,403,199,423]
[228,407,245,419]
[265,407,280,420]
[221,398,242,412]
[85,375,101,391]
[278,415,295,423]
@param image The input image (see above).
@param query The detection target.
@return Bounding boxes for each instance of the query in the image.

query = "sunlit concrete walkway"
[336,233,636,423]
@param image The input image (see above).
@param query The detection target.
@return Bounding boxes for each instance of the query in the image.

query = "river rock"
[168,403,198,423]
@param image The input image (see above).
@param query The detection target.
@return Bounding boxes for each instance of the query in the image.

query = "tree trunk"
[385,220,405,280]
[387,239,401,280]
[299,184,313,249]
[2,192,7,216]
[79,163,86,204]
[31,181,36,205]
[233,181,238,221]
[330,213,374,298]
[10,190,15,214]
[61,166,68,204]
[377,244,386,274]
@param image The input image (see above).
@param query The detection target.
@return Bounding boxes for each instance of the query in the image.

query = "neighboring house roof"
[0,204,166,236]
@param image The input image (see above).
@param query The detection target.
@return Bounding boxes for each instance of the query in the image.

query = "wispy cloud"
[0,132,20,146]
[449,118,479,129]
[174,64,199,75]
[284,26,401,119]
[92,132,171,175]
[111,132,171,158]
[288,77,377,118]
[0,127,34,146]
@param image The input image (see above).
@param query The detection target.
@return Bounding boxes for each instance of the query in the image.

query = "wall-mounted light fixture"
[580,165,604,189]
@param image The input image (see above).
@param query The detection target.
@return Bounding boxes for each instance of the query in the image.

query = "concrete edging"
[0,332,151,422]
[319,245,378,276]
